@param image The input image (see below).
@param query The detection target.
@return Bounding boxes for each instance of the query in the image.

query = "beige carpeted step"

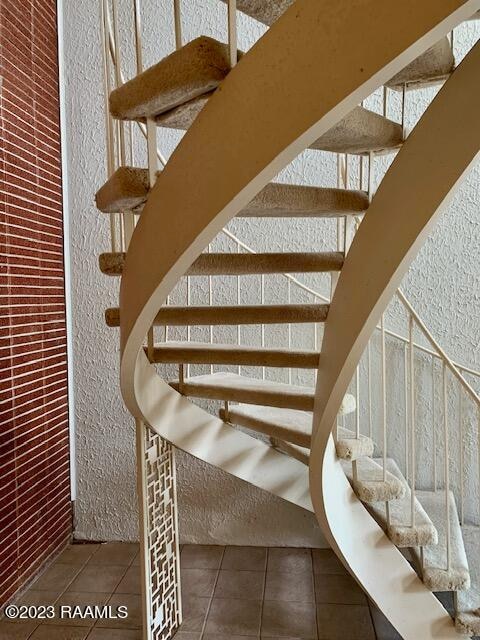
[386,38,455,90]
[158,96,403,156]
[100,179,369,219]
[456,526,480,636]
[311,106,404,155]
[95,166,149,213]
[219,403,358,448]
[110,36,236,121]
[412,491,470,593]
[359,459,438,547]
[105,303,330,328]
[99,250,344,277]
[239,183,369,218]
[171,372,355,412]
[335,431,375,462]
[149,341,320,369]
[342,457,406,503]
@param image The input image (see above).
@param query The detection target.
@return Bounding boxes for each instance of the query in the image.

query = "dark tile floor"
[0,543,404,639]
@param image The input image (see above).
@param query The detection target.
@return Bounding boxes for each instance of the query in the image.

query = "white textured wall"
[63,0,480,544]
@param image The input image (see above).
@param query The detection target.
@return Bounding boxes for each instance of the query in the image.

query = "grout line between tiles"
[257,547,269,639]
[198,546,226,640]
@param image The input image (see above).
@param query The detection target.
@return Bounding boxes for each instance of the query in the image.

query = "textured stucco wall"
[63,0,480,544]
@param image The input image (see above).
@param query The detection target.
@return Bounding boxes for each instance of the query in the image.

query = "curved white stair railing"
[111,1,480,638]
[310,39,480,639]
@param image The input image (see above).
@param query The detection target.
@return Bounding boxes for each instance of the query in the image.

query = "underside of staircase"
[95,2,480,638]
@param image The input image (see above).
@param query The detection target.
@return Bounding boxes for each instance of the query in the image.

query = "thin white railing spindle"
[355,366,361,439]
[443,363,452,571]
[459,388,465,525]
[367,341,373,439]
[227,0,238,68]
[100,0,118,252]
[409,315,416,527]
[404,343,409,482]
[173,0,182,50]
[381,314,390,525]
[261,273,265,380]
[432,357,437,492]
[287,279,292,385]
[133,0,143,73]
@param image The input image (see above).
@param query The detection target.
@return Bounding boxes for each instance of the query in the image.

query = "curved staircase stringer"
[310,38,480,640]
[133,350,313,509]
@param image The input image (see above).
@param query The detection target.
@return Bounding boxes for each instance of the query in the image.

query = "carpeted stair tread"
[342,457,406,503]
[157,97,403,156]
[239,183,369,218]
[105,303,330,328]
[311,106,404,155]
[95,166,149,213]
[335,431,374,462]
[149,341,320,368]
[386,37,455,90]
[412,491,470,592]
[456,526,480,635]
[110,36,236,121]
[99,250,345,277]
[356,459,438,547]
[171,372,355,412]
[219,403,358,448]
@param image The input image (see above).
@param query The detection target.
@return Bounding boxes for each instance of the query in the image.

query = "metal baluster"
[404,342,409,482]
[288,279,292,385]
[227,0,237,68]
[100,0,119,252]
[432,357,437,492]
[261,273,266,380]
[459,388,465,525]
[443,363,452,572]
[173,0,182,50]
[381,314,390,525]
[367,340,372,439]
[409,316,416,528]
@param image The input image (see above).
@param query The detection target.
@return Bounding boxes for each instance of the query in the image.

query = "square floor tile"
[221,547,267,572]
[172,634,200,640]
[181,569,217,598]
[56,544,100,566]
[181,546,224,570]
[268,549,312,574]
[261,600,317,638]
[0,621,38,640]
[115,566,141,595]
[16,590,62,606]
[178,596,209,633]
[204,598,262,636]
[45,592,110,627]
[264,571,314,602]
[96,594,142,629]
[86,628,143,639]
[314,574,366,605]
[29,625,89,639]
[316,604,375,640]
[89,544,138,567]
[214,570,264,600]
[312,549,348,576]
[32,564,81,592]
[67,565,127,593]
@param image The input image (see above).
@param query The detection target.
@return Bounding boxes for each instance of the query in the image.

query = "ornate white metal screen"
[137,421,182,640]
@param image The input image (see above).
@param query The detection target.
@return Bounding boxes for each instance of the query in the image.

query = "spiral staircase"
[95,1,480,638]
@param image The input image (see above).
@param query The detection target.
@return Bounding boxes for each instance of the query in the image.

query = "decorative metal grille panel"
[141,425,182,640]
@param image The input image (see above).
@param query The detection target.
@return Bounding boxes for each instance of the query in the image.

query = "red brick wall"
[0,0,72,603]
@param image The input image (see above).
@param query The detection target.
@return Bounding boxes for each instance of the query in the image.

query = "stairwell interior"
[36,1,480,639]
